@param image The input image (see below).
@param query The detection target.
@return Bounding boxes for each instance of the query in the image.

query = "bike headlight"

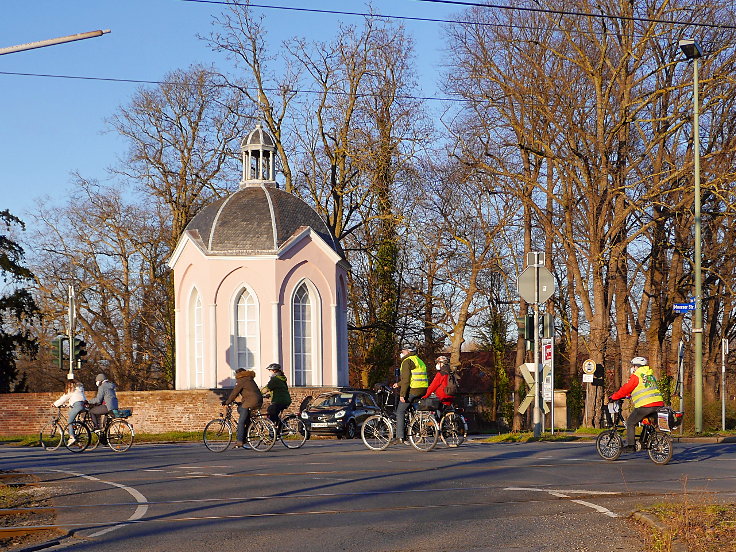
[301,411,309,419]
[335,410,346,419]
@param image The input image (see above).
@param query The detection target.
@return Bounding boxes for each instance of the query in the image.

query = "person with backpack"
[222,368,263,448]
[421,355,456,408]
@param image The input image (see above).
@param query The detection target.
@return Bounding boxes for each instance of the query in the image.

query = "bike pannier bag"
[418,396,440,411]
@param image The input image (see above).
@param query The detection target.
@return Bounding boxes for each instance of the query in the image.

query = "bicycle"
[203,404,278,452]
[595,399,683,465]
[261,393,309,449]
[39,407,65,450]
[360,385,439,452]
[436,403,468,448]
[72,408,135,453]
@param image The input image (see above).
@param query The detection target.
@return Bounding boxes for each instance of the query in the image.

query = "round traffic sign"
[582,359,596,374]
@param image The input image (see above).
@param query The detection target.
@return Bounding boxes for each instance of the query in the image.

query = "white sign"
[582,359,596,374]
[582,373,594,383]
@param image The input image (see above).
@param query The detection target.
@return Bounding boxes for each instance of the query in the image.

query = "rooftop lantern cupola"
[240,123,277,188]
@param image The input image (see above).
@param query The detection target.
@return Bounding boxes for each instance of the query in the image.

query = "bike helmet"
[631,356,647,366]
[401,343,417,353]
[266,363,282,372]
[436,355,449,364]
[95,373,106,383]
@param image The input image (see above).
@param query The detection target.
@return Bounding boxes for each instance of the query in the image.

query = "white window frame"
[189,289,205,389]
[233,285,260,374]
[291,279,322,386]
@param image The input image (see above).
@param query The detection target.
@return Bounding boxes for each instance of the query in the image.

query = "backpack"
[444,371,460,396]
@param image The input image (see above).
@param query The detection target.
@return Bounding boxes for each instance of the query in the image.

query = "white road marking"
[39,469,149,537]
[504,487,619,517]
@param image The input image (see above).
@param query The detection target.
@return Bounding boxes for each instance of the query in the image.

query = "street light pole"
[0,30,110,56]
[679,38,704,433]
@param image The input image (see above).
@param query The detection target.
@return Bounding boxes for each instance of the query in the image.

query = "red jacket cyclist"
[610,356,664,451]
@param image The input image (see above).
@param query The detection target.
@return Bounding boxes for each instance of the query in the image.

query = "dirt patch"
[0,471,65,551]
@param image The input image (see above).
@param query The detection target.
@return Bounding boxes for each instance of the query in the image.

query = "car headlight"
[301,411,309,419]
[335,410,346,419]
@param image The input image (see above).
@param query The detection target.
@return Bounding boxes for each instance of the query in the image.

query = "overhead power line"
[417,0,736,31]
[180,0,736,31]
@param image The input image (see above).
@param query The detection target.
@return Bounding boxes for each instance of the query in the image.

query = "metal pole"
[67,285,76,380]
[722,338,728,432]
[693,56,703,434]
[533,254,541,438]
[0,30,110,55]
[679,340,685,436]
[550,339,555,435]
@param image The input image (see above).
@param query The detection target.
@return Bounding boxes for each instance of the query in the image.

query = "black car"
[300,390,380,439]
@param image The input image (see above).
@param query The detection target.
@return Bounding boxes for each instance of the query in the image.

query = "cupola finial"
[240,123,277,188]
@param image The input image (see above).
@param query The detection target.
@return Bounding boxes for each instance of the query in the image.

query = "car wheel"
[346,419,358,439]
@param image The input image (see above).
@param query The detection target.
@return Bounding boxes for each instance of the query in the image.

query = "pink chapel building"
[168,124,350,390]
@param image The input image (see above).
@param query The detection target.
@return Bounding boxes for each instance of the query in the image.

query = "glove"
[221,400,227,406]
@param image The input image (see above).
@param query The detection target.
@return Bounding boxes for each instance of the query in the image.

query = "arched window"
[190,290,204,388]
[235,288,258,370]
[292,282,313,385]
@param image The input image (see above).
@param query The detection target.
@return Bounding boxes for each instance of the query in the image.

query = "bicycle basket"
[112,408,133,418]
[418,396,440,411]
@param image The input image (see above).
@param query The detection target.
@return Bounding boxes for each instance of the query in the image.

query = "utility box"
[553,389,568,429]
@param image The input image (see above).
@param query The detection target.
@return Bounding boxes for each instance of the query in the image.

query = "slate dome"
[185,186,343,256]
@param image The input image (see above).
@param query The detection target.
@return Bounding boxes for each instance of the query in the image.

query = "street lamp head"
[679,39,703,60]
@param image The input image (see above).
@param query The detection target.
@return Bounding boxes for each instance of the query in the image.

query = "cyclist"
[223,369,263,448]
[88,373,119,432]
[610,356,664,452]
[421,355,455,410]
[392,343,428,444]
[52,379,87,446]
[261,363,291,426]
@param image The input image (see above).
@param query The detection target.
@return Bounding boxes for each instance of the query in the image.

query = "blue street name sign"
[673,302,696,313]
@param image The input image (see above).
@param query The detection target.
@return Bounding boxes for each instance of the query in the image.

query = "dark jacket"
[88,380,119,411]
[225,370,263,409]
[264,373,291,406]
[399,355,428,399]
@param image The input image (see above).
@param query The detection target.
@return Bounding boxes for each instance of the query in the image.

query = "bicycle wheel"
[64,422,91,453]
[87,426,101,450]
[440,412,468,447]
[247,418,277,452]
[648,432,673,465]
[203,418,233,452]
[39,422,64,451]
[106,420,134,452]
[408,412,439,451]
[280,415,308,449]
[595,430,623,461]
[361,415,393,451]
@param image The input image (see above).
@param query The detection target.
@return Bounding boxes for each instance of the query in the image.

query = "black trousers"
[626,406,660,446]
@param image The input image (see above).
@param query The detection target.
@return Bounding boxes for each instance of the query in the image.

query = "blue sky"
[1,0,460,228]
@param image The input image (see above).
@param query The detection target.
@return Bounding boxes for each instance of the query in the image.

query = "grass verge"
[642,500,736,552]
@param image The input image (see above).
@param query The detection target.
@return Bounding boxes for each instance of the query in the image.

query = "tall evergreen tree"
[0,210,39,393]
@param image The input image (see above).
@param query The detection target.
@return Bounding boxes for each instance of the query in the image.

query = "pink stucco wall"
[171,229,348,391]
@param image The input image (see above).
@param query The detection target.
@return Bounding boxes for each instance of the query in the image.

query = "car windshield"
[314,393,353,407]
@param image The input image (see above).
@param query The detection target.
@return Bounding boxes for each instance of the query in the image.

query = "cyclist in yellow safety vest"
[610,356,665,452]
[391,343,429,444]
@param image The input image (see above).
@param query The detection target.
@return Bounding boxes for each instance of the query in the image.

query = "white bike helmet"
[631,356,647,366]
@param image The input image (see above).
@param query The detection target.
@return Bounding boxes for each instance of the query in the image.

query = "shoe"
[622,444,636,453]
[233,441,244,449]
[67,437,77,446]
[94,429,101,434]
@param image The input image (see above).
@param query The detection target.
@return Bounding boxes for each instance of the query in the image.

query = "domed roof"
[185,186,343,257]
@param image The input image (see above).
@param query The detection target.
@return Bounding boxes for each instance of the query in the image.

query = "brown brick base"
[0,387,336,436]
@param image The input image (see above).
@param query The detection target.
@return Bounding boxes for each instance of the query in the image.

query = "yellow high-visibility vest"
[631,366,663,407]
[408,355,429,388]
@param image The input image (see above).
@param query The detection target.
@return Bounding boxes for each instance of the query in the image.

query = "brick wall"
[0,387,335,436]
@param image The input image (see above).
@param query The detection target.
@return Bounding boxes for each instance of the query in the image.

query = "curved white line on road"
[504,487,619,518]
[45,469,149,537]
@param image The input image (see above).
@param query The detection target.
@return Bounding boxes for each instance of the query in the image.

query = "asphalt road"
[3,438,736,552]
